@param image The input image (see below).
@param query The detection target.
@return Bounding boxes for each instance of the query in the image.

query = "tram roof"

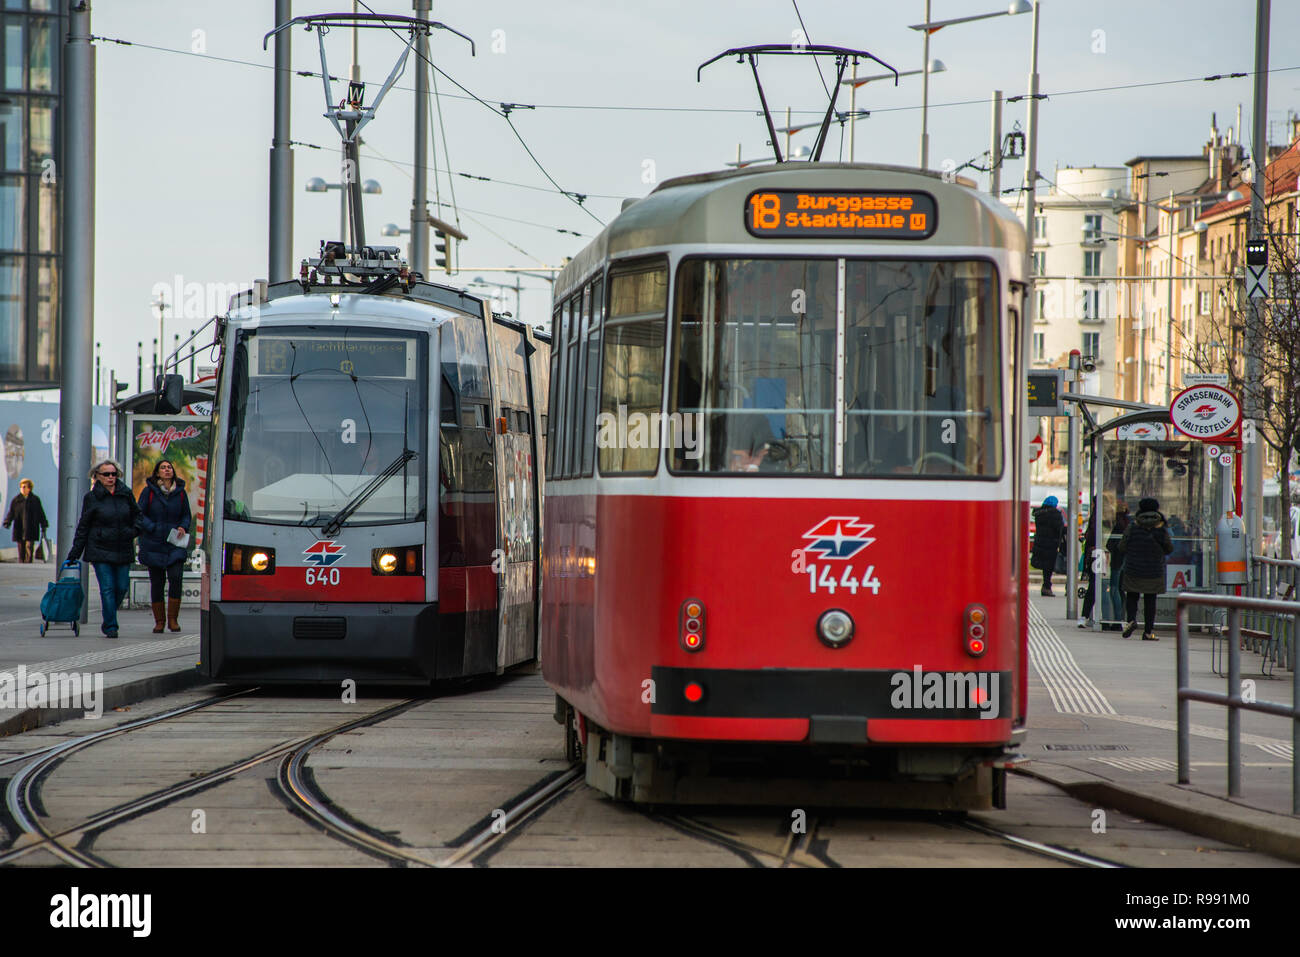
[557,162,1028,294]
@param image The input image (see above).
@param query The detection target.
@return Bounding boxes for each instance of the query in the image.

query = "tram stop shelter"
[111,388,214,610]
[1085,405,1232,631]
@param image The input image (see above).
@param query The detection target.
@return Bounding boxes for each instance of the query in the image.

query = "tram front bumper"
[202,601,440,684]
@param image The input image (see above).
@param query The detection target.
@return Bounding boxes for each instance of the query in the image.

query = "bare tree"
[1185,209,1300,559]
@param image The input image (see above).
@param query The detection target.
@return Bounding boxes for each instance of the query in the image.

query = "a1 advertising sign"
[1169,384,1241,441]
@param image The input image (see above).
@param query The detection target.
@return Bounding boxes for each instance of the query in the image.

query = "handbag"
[35,536,51,562]
[1054,551,1067,575]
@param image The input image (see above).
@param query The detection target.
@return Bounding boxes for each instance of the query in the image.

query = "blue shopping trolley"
[39,560,84,636]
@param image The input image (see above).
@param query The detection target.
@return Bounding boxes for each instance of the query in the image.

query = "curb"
[1016,761,1300,865]
[0,666,207,738]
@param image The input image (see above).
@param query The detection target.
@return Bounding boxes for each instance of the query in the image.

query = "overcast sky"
[78,0,1298,396]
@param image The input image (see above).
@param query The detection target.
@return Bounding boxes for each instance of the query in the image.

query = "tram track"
[0,693,420,867]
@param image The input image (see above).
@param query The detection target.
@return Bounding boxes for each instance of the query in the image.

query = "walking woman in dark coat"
[137,459,192,633]
[3,478,48,562]
[1119,496,1174,641]
[67,459,143,638]
[1031,496,1068,596]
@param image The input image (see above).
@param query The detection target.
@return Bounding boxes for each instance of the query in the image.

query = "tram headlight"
[817,609,854,648]
[372,546,422,576]
[964,603,989,657]
[223,544,276,575]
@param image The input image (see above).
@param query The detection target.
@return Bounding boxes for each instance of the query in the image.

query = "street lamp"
[910,0,1029,170]
[305,176,382,248]
[839,58,945,162]
[469,275,522,318]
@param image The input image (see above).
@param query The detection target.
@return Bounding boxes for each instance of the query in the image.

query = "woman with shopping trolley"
[66,459,143,638]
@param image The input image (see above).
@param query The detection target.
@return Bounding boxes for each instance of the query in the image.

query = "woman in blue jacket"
[137,460,192,633]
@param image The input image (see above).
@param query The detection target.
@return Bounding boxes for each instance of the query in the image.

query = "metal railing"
[1176,592,1300,814]
[1243,556,1300,671]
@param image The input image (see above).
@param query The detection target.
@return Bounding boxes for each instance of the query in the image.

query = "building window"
[1083,250,1101,277]
[1082,332,1099,358]
[1083,213,1102,242]
[1036,288,1046,320]
[1033,251,1046,275]
[1032,332,1045,362]
[1080,287,1101,320]
[1199,290,1211,315]
[1034,215,1046,239]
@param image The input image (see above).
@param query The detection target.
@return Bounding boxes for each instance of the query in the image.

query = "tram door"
[490,318,541,670]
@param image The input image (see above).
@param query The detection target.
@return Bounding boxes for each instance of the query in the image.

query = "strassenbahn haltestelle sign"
[1169,384,1241,441]
[744,189,938,239]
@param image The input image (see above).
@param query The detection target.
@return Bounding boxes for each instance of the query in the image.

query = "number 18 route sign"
[1169,384,1241,441]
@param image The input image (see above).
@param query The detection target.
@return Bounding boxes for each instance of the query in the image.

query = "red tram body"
[542,164,1030,807]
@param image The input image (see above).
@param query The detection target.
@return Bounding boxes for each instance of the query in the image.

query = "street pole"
[58,0,94,587]
[1165,188,1175,405]
[1244,0,1269,558]
[1020,2,1041,346]
[1066,352,1081,621]
[409,0,430,276]
[268,0,293,281]
[919,0,931,169]
[989,89,1002,196]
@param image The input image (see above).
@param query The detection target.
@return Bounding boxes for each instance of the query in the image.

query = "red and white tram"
[542,163,1029,807]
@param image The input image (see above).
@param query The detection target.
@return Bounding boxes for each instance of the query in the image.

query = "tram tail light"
[372,546,423,576]
[224,544,276,575]
[964,603,988,657]
[680,599,706,652]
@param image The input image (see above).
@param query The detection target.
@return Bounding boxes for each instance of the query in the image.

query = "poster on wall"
[0,399,111,534]
[129,416,212,550]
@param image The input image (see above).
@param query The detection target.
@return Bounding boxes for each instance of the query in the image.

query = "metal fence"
[1241,556,1300,672]
[1176,592,1300,814]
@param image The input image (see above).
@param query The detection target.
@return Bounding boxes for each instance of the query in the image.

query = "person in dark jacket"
[1077,500,1099,628]
[137,459,192,633]
[3,478,48,562]
[1031,496,1068,596]
[1119,496,1174,641]
[1103,502,1131,629]
[67,459,144,638]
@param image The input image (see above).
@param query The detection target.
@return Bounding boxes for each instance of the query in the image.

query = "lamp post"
[840,60,944,162]
[305,176,382,249]
[469,275,522,318]
[910,0,1029,170]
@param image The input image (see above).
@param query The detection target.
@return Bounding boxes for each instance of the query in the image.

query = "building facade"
[0,1,60,391]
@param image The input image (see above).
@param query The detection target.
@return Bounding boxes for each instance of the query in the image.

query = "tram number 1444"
[805,564,881,595]
[305,567,341,586]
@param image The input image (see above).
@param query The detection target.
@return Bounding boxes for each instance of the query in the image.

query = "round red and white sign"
[1169,384,1242,441]
[1219,452,1234,467]
[1206,445,1221,458]
[1029,434,1044,462]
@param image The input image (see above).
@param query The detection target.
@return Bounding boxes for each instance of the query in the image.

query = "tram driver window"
[670,258,835,474]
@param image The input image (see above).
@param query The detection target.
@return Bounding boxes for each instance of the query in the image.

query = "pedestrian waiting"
[136,459,192,633]
[67,459,143,639]
[1031,495,1067,597]
[1119,496,1173,642]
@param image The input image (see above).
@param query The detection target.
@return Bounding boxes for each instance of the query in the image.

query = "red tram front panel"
[542,492,1018,745]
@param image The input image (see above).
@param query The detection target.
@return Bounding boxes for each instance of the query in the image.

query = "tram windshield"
[669,258,1001,477]
[223,327,427,525]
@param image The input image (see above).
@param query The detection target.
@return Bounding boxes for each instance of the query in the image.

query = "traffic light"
[434,229,452,275]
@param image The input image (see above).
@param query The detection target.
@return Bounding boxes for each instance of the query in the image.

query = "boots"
[151,602,165,633]
[167,597,182,632]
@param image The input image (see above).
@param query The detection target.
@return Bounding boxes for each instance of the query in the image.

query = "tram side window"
[565,288,589,478]
[546,306,561,479]
[843,260,1002,477]
[669,258,836,474]
[551,301,572,479]
[438,400,496,567]
[581,278,603,476]
[599,259,667,475]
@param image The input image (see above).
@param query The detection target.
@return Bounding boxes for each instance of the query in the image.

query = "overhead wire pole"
[919,0,931,168]
[1245,0,1269,555]
[268,0,292,281]
[409,0,430,276]
[58,0,95,592]
[989,89,1002,195]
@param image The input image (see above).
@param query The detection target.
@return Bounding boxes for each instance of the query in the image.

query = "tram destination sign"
[1169,383,1241,441]
[254,336,414,379]
[745,189,937,239]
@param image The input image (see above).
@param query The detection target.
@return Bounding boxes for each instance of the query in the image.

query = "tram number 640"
[305,567,341,586]
[806,564,880,595]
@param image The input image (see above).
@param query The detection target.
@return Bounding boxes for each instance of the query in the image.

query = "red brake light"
[684,682,704,703]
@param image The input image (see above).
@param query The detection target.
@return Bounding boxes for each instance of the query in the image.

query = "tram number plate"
[305,567,341,587]
[805,564,881,595]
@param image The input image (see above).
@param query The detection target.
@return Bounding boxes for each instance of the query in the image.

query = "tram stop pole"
[1065,351,1081,621]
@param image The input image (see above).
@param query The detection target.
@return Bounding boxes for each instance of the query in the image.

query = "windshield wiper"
[321,448,417,538]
